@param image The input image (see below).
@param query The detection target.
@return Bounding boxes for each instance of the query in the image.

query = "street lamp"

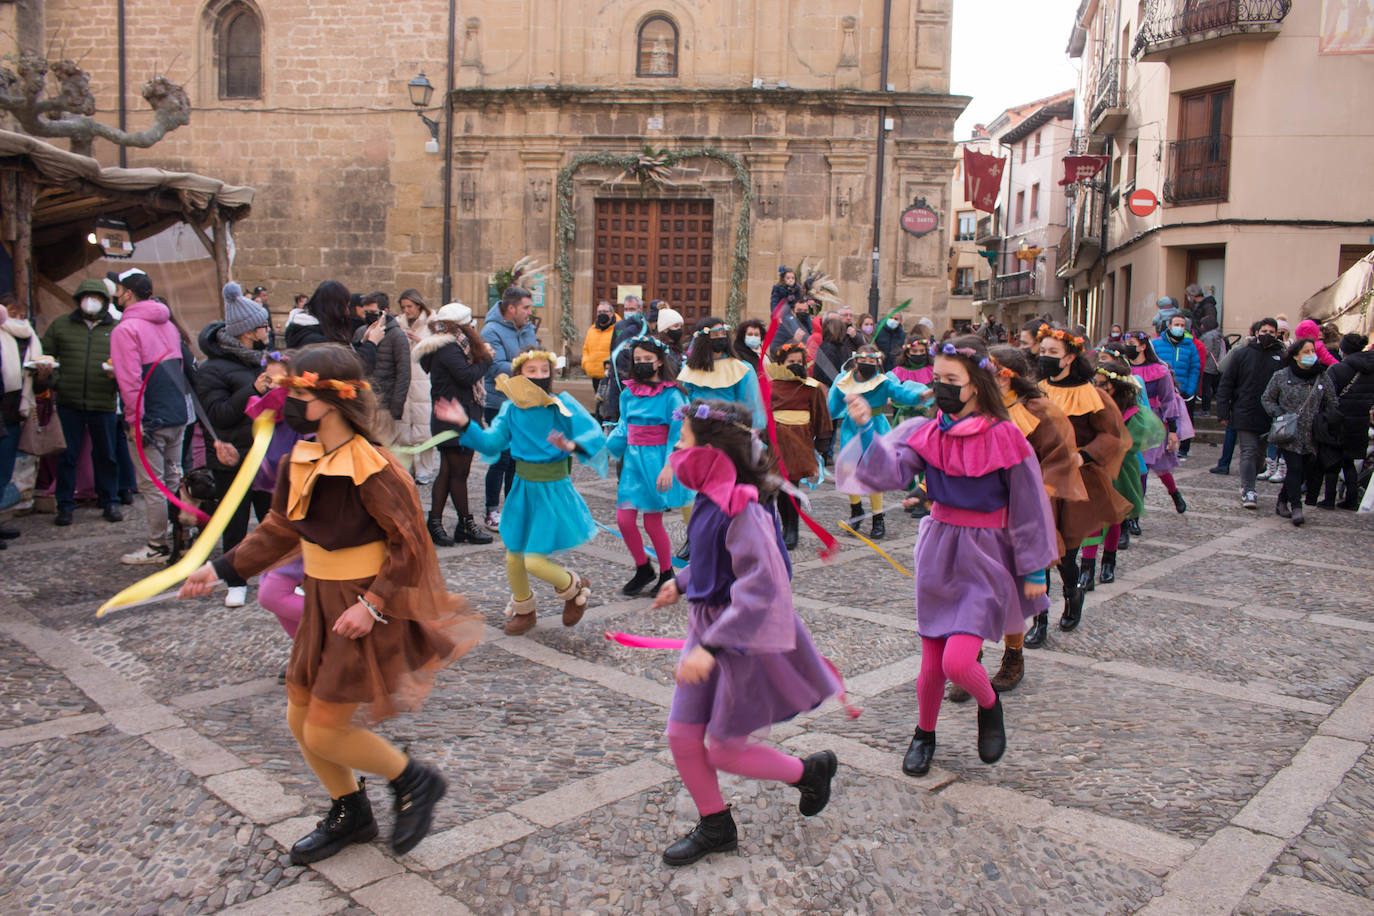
[408,71,439,144]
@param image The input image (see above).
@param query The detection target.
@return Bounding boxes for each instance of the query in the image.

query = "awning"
[1301,251,1374,337]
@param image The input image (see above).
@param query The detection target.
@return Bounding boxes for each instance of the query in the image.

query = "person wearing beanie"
[223,281,271,338]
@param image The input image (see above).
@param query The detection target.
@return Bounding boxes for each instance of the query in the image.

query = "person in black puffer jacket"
[1325,334,1374,509]
[414,302,494,547]
[1216,317,1287,507]
[196,286,276,605]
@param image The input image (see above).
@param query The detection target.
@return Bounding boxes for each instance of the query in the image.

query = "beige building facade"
[1065,0,1374,338]
[7,0,966,352]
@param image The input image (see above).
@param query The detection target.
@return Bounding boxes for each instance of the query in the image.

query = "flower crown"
[936,341,994,370]
[1037,326,1086,351]
[775,342,808,362]
[259,349,287,368]
[278,371,371,400]
[510,349,559,372]
[1095,365,1141,388]
[693,324,730,338]
[672,402,755,434]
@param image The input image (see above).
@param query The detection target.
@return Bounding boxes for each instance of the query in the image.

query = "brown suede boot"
[989,647,1024,692]
[503,595,537,636]
[556,574,591,627]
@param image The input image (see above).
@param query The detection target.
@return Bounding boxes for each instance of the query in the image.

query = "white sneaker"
[483,510,501,532]
[224,586,248,608]
[121,543,171,565]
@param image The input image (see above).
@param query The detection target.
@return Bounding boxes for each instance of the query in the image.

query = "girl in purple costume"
[650,398,841,867]
[836,335,1057,777]
[1120,332,1191,515]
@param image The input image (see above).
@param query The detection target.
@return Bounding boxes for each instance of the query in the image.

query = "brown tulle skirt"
[285,575,481,725]
[1055,464,1132,551]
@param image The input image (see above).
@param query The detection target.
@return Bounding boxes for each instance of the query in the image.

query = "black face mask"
[932,381,967,416]
[282,397,322,435]
[664,327,683,344]
[1257,333,1277,349]
[530,376,553,393]
[904,353,930,368]
[363,310,381,325]
[1037,354,1065,379]
[1121,345,1139,361]
[854,362,879,381]
[251,339,267,351]
[710,337,729,355]
[631,361,657,381]
[594,314,613,329]
[787,362,808,379]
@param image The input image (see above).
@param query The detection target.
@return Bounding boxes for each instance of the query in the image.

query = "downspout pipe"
[866,0,893,320]
[441,0,456,303]
[118,0,127,167]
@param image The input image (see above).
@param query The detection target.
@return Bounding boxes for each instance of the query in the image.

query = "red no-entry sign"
[1127,188,1158,217]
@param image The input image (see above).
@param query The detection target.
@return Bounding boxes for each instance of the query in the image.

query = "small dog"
[169,468,218,566]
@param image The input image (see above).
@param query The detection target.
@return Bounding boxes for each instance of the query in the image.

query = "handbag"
[17,394,66,456]
[1267,411,1299,449]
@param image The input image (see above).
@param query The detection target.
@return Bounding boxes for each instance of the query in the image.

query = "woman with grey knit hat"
[194,282,275,607]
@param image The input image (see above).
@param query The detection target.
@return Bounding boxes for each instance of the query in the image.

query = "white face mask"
[80,296,106,316]
[744,335,762,350]
[886,318,900,329]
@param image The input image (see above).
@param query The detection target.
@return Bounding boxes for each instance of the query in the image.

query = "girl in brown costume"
[181,345,480,865]
[766,343,833,550]
[1032,326,1131,640]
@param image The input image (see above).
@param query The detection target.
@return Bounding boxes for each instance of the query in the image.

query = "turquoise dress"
[459,385,607,555]
[606,381,694,512]
[677,357,767,429]
[827,370,930,451]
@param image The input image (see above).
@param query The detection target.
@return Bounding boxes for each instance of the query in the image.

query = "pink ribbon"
[134,354,210,526]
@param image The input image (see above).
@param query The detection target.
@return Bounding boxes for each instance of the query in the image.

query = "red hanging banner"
[963,148,1006,214]
[1059,154,1109,186]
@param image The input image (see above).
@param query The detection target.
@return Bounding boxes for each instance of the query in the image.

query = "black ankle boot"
[454,514,494,545]
[976,692,1006,764]
[792,750,838,816]
[389,759,447,855]
[662,807,738,866]
[1078,558,1097,592]
[1124,518,1141,537]
[1275,495,1292,518]
[902,727,936,776]
[427,517,456,547]
[1024,612,1049,648]
[869,512,886,540]
[1059,584,1085,631]
[1099,550,1116,584]
[622,562,657,596]
[782,512,799,551]
[847,502,864,535]
[655,569,676,594]
[675,538,691,562]
[290,780,379,865]
[1171,490,1187,514]
[1118,525,1131,550]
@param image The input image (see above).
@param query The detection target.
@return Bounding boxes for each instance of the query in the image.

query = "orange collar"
[287,435,389,520]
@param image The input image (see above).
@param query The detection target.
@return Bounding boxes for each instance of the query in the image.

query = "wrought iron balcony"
[1089,60,1127,133]
[975,215,1000,246]
[1163,134,1231,204]
[950,286,975,297]
[1133,0,1291,61]
[994,271,1036,300]
[973,279,989,300]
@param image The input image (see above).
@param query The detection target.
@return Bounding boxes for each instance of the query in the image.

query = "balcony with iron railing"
[975,214,1000,246]
[972,279,989,300]
[1133,0,1291,61]
[1089,60,1127,133]
[1163,134,1231,204]
[994,271,1037,300]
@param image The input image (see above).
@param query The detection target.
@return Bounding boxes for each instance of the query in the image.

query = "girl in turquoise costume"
[676,317,766,429]
[606,337,693,597]
[435,347,607,636]
[827,343,930,539]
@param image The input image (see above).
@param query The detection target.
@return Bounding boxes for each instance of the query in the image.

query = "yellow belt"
[774,410,811,426]
[300,540,386,581]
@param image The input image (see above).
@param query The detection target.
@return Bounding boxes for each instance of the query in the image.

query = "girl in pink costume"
[245,356,306,640]
[651,399,841,866]
[836,336,1057,777]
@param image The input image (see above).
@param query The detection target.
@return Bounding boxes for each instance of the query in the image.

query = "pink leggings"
[916,634,995,731]
[667,721,804,816]
[1142,471,1177,494]
[1080,524,1121,560]
[617,508,672,568]
[258,556,304,639]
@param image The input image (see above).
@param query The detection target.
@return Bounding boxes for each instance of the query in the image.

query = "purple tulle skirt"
[669,603,841,741]
[913,516,1049,640]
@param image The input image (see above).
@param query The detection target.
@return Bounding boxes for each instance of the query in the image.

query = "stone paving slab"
[1161,553,1374,626]
[1266,746,1374,902]
[0,633,96,728]
[426,772,1168,914]
[808,660,1321,841]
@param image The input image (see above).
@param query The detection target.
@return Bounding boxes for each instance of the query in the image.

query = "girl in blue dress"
[605,337,692,596]
[435,348,607,636]
[827,343,930,539]
[676,317,766,429]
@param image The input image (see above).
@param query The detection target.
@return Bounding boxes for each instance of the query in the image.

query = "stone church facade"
[16,0,964,344]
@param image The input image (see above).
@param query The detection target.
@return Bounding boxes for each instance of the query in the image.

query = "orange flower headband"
[278,371,372,400]
[1036,325,1086,351]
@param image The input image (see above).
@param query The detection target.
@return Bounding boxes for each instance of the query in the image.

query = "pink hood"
[1295,319,1338,366]
[110,299,184,428]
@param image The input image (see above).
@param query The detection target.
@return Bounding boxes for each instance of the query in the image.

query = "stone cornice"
[448,85,968,117]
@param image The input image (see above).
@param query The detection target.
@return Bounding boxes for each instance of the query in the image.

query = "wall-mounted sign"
[900,197,939,237]
[1127,188,1159,217]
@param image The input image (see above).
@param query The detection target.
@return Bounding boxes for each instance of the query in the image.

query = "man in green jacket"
[37,279,124,526]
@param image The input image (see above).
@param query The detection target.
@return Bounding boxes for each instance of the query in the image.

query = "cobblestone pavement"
[3,441,1374,915]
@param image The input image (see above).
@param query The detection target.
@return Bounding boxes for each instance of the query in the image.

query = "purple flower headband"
[936,341,993,370]
[672,403,758,437]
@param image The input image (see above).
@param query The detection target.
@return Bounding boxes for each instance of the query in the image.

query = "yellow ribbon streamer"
[97,411,279,617]
[389,430,460,456]
[837,520,913,577]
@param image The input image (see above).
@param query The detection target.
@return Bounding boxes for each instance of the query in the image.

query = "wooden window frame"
[636,15,679,78]
[216,4,262,100]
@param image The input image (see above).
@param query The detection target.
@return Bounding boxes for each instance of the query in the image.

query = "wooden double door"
[593,199,714,322]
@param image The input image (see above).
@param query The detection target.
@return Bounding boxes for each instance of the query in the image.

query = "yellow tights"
[286,702,408,798]
[847,493,884,512]
[506,551,574,601]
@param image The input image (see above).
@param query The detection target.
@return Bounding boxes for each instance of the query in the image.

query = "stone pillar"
[519,148,565,344]
[452,150,487,306]
[746,148,791,313]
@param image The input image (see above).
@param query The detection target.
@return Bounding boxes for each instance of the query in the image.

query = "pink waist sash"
[627,424,670,446]
[931,502,1008,529]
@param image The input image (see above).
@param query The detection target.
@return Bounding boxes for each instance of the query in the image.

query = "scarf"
[215,325,264,369]
[1,318,38,414]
